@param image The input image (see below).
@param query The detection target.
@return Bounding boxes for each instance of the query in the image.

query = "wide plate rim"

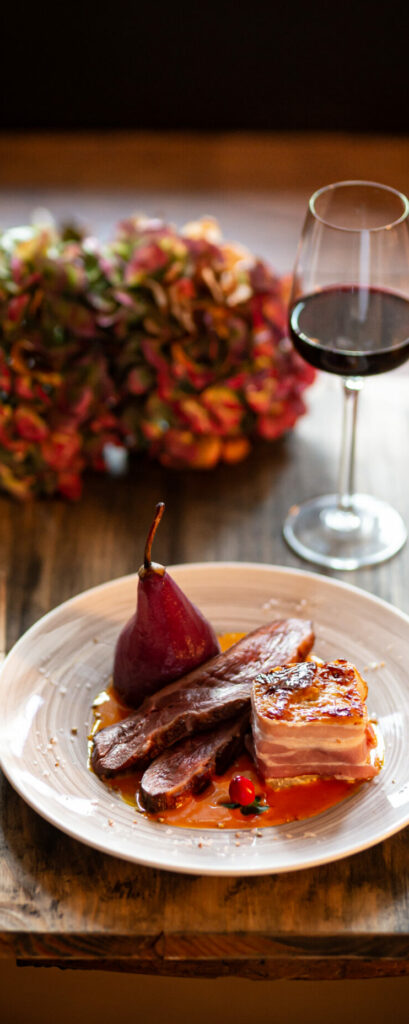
[1,561,409,876]
[2,560,409,672]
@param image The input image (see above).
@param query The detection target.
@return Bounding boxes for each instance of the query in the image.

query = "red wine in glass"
[290,286,409,378]
[283,180,409,570]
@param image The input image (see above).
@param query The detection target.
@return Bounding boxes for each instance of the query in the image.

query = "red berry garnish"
[229,775,255,806]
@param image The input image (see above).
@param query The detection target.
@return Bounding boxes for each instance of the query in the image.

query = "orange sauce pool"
[89,632,371,830]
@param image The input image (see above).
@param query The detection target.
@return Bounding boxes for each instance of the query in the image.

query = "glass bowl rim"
[309,180,409,232]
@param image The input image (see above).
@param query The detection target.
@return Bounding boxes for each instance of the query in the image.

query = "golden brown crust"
[253,660,368,724]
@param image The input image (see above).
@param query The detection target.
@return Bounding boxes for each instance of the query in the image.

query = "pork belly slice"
[251,660,379,782]
[92,617,314,778]
[140,714,249,813]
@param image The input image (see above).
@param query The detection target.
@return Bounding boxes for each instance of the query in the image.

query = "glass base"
[283,493,407,570]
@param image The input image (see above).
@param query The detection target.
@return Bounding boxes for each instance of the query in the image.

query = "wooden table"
[1,133,409,981]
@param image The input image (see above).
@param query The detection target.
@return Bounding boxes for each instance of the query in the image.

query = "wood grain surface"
[1,132,409,978]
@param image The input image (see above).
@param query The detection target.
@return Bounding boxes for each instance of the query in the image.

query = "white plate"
[1,562,409,876]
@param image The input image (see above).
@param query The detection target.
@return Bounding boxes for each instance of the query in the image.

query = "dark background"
[2,2,409,133]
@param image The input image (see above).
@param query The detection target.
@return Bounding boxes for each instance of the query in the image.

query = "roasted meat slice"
[251,659,379,782]
[140,714,249,813]
[92,617,314,777]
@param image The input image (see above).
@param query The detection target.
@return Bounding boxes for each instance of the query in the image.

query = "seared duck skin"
[140,714,250,813]
[92,618,314,778]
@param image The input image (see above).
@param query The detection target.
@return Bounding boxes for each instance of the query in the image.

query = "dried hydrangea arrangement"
[0,215,314,499]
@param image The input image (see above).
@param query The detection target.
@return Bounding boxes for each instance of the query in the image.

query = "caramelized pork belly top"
[251,660,378,782]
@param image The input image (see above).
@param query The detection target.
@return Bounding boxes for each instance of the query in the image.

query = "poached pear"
[113,502,220,707]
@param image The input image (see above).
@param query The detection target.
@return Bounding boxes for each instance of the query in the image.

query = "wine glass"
[283,180,409,570]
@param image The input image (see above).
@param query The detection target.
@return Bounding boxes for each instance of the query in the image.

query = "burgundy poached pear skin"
[113,503,220,707]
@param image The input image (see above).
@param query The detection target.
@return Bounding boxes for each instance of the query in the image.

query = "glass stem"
[338,377,363,511]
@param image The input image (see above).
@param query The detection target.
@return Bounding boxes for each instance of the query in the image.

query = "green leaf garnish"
[219,795,269,816]
[241,800,269,816]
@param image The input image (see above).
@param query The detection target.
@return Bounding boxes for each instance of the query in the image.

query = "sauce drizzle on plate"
[89,632,379,830]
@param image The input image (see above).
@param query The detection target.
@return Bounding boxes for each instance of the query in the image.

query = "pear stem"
[144,502,165,569]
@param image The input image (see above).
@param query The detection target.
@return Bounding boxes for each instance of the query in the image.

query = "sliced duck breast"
[92,618,314,777]
[140,713,249,813]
